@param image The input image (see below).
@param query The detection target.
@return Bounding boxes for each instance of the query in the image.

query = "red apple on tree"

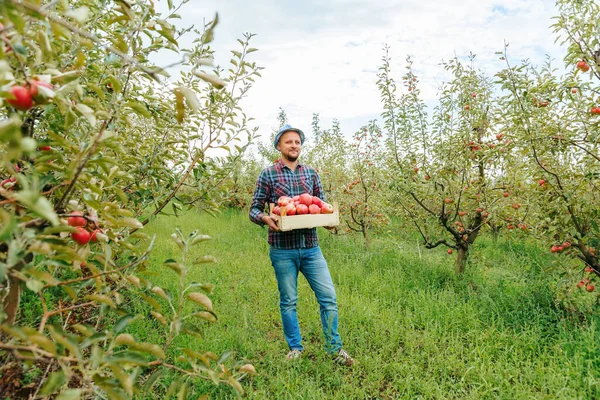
[6,85,34,110]
[586,284,595,292]
[71,227,91,245]
[67,211,87,227]
[576,60,590,72]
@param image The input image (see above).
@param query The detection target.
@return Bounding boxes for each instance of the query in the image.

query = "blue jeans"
[269,246,343,354]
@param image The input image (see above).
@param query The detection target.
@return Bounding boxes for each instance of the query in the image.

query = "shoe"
[332,349,354,366]
[286,349,303,361]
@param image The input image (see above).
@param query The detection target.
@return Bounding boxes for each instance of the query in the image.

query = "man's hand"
[262,215,280,231]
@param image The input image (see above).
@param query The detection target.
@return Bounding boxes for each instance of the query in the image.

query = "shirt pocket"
[273,182,290,199]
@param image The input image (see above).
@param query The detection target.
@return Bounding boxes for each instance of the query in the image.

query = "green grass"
[127,208,600,399]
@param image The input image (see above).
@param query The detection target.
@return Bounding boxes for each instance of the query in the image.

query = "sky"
[154,0,565,151]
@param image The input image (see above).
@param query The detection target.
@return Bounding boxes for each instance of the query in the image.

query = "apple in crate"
[299,193,313,206]
[308,204,321,214]
[321,203,334,214]
[296,204,309,215]
[312,196,323,207]
[272,206,281,216]
[278,196,293,207]
[285,203,297,215]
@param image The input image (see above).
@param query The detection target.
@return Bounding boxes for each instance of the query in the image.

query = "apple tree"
[377,50,516,273]
[0,0,257,397]
[495,0,600,294]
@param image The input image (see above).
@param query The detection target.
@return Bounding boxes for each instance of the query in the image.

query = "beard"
[282,151,299,162]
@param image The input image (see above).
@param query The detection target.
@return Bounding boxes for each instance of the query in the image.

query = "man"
[249,124,354,366]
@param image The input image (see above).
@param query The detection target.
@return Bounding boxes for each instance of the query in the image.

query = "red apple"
[71,227,91,245]
[586,284,595,292]
[464,105,470,110]
[447,249,453,254]
[577,60,590,72]
[503,192,509,197]
[39,145,52,151]
[424,175,430,181]
[90,229,103,243]
[296,204,309,215]
[496,133,504,141]
[284,203,296,216]
[292,195,300,201]
[585,267,594,273]
[308,204,320,214]
[312,196,323,207]
[277,196,292,207]
[577,280,585,289]
[67,211,87,227]
[321,203,334,214]
[571,88,577,94]
[272,206,281,216]
[6,85,34,110]
[413,167,419,173]
[299,193,313,206]
[538,179,546,186]
[458,211,466,217]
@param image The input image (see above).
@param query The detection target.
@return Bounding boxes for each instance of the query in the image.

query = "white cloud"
[154,0,565,148]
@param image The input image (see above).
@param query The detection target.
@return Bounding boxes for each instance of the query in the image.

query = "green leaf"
[13,191,59,226]
[56,389,83,400]
[25,279,44,293]
[131,342,166,359]
[105,352,149,366]
[179,86,200,112]
[141,369,163,391]
[40,370,66,396]
[193,255,217,264]
[113,314,140,334]
[164,259,183,276]
[125,101,152,118]
[119,217,144,229]
[85,294,116,308]
[191,70,226,89]
[190,311,217,323]
[187,292,213,310]
[0,116,22,142]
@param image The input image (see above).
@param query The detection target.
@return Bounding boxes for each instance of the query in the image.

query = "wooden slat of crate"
[269,202,339,231]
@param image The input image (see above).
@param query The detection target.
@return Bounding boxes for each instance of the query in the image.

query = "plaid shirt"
[250,160,325,249]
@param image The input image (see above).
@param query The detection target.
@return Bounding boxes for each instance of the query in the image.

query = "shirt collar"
[277,159,303,171]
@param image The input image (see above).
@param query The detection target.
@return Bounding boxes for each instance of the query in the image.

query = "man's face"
[277,131,302,162]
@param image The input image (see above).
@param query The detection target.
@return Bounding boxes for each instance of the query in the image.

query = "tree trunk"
[362,226,371,250]
[455,246,469,274]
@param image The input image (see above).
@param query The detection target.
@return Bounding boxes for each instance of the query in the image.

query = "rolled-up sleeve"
[250,170,270,226]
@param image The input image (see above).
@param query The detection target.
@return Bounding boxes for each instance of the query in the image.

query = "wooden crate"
[270,202,340,232]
